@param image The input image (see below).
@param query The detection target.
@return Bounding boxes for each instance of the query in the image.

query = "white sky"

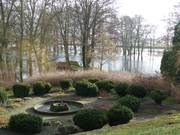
[115,0,179,37]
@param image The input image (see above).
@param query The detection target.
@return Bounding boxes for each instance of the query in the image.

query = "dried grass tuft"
[133,74,171,92]
[27,70,135,85]
[25,70,180,101]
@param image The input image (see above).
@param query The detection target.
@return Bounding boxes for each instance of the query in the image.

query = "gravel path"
[1,93,180,135]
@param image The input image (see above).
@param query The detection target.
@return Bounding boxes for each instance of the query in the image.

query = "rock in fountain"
[50,101,69,112]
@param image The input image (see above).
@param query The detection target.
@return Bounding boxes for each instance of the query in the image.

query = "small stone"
[66,125,81,134]
[23,97,32,100]
[12,98,24,102]
[54,121,63,126]
[98,97,103,99]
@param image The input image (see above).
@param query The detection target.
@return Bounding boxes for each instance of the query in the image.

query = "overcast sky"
[116,0,179,37]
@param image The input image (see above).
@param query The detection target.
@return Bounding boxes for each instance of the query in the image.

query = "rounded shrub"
[115,82,129,96]
[73,109,107,131]
[60,79,72,90]
[9,113,42,133]
[75,80,99,97]
[95,80,114,92]
[126,84,146,98]
[88,78,99,83]
[0,87,8,106]
[118,95,141,112]
[107,106,133,126]
[32,81,52,96]
[150,90,168,105]
[12,83,31,97]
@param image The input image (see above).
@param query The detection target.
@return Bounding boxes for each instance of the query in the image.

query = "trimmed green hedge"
[107,106,133,126]
[60,79,73,90]
[151,90,168,105]
[32,81,52,95]
[73,109,107,131]
[115,82,129,96]
[95,80,114,92]
[88,78,99,83]
[9,113,42,133]
[75,80,99,97]
[12,83,31,97]
[118,95,141,112]
[126,84,146,98]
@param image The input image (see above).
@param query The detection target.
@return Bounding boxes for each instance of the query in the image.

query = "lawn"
[81,113,180,135]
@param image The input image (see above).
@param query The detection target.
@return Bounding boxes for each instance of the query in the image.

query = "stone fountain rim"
[33,100,84,115]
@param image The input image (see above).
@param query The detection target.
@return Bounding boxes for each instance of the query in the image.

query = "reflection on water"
[56,48,163,75]
[96,49,163,74]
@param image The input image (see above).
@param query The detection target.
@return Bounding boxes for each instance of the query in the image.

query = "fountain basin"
[34,100,84,115]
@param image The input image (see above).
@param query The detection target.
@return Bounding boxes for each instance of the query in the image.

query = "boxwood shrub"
[150,90,168,105]
[118,95,141,112]
[32,81,52,95]
[73,109,107,131]
[107,106,133,126]
[9,113,42,133]
[95,80,114,92]
[75,80,99,97]
[126,84,146,98]
[88,78,99,83]
[60,79,73,90]
[0,87,8,106]
[115,82,129,96]
[12,83,31,97]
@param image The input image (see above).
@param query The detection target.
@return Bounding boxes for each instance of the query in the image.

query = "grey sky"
[116,0,179,37]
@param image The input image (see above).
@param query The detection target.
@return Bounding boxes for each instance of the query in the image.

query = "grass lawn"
[81,113,180,135]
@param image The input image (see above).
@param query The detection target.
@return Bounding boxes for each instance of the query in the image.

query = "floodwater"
[56,48,164,75]
[94,49,163,74]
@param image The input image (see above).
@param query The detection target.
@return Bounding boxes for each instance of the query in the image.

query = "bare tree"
[73,0,114,68]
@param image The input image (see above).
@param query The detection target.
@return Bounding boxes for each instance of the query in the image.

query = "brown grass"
[26,70,180,101]
[133,75,180,101]
[27,70,135,85]
[133,74,172,91]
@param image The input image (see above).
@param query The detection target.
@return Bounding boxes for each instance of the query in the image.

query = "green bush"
[118,95,141,112]
[75,80,99,97]
[95,80,114,92]
[0,87,8,106]
[107,106,133,126]
[160,22,180,81]
[9,113,42,133]
[172,21,180,46]
[88,78,99,83]
[73,109,107,131]
[150,90,168,105]
[32,81,52,95]
[160,50,176,78]
[126,84,146,98]
[12,83,31,97]
[60,79,72,90]
[115,82,129,96]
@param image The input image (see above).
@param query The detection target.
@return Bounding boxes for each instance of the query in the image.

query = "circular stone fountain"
[34,100,84,115]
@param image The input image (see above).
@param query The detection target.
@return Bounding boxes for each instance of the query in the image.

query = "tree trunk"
[19,0,24,82]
